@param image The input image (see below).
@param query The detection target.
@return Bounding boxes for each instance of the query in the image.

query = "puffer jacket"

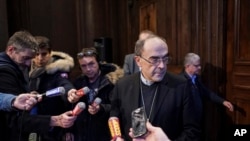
[29,51,75,141]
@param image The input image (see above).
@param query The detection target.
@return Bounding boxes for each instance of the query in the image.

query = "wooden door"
[227,0,250,124]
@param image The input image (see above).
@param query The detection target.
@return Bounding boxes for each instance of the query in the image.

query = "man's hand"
[67,89,81,103]
[13,93,38,110]
[129,121,170,141]
[223,101,234,112]
[50,111,77,128]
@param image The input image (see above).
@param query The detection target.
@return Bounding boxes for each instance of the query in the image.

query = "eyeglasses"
[77,49,97,59]
[140,56,171,66]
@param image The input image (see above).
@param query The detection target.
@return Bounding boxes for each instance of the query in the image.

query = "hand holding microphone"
[88,97,102,115]
[109,117,123,141]
[72,102,86,116]
[92,97,102,107]
[36,87,65,99]
[76,87,90,97]
[68,87,90,103]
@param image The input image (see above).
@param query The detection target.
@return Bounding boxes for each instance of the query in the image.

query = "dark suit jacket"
[110,71,201,141]
[123,53,140,75]
[179,71,225,119]
[179,71,224,105]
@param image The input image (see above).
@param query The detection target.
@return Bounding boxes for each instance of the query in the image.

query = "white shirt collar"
[140,73,154,86]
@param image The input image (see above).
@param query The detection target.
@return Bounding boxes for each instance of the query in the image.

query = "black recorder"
[131,107,148,138]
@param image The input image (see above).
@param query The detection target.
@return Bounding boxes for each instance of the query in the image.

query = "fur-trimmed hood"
[31,51,74,75]
[100,63,124,84]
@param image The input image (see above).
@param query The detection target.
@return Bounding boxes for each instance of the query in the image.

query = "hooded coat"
[29,51,75,141]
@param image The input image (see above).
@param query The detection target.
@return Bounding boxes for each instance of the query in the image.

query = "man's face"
[136,38,168,82]
[78,56,99,81]
[33,48,51,67]
[186,60,201,75]
[11,47,36,68]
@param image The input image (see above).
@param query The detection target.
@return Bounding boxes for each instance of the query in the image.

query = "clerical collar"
[140,73,154,86]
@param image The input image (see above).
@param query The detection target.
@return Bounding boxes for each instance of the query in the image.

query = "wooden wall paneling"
[176,0,192,62]
[82,0,98,47]
[107,0,120,65]
[114,0,128,66]
[139,2,157,33]
[50,1,77,54]
[29,0,52,38]
[235,99,250,124]
[202,0,226,93]
[0,0,9,51]
[117,0,138,66]
[226,0,234,105]
[6,0,31,34]
[76,0,119,63]
[190,0,200,53]
[29,0,78,64]
[29,0,79,79]
[75,0,86,52]
[156,0,166,38]
[199,1,229,141]
[239,0,250,60]
[156,0,176,62]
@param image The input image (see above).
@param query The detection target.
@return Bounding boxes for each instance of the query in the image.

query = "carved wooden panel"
[227,0,250,124]
[139,2,156,33]
[235,99,250,124]
[238,0,250,60]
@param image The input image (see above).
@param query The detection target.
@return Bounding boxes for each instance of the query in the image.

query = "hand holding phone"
[131,107,148,138]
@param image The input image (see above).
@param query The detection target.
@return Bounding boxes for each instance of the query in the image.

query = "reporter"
[129,122,170,141]
[67,47,124,141]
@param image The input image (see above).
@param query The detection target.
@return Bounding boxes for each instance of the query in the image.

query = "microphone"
[92,97,102,107]
[108,117,122,140]
[76,86,90,97]
[37,87,65,98]
[72,102,86,116]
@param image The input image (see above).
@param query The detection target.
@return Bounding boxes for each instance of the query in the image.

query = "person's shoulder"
[117,72,139,84]
[0,53,15,69]
[165,71,187,87]
[104,63,124,84]
[46,51,74,74]
[125,53,135,59]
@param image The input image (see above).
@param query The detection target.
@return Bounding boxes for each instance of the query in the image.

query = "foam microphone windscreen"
[76,87,90,97]
[72,102,86,116]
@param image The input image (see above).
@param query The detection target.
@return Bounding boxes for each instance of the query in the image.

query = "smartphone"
[131,107,148,138]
